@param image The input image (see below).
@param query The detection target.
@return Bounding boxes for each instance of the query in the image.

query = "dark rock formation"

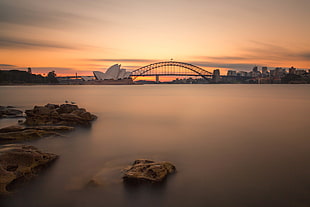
[24,104,97,127]
[0,144,58,194]
[0,125,74,142]
[0,106,23,118]
[122,159,176,184]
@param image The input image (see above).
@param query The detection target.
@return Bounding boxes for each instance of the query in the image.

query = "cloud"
[89,58,159,63]
[0,64,17,67]
[191,41,310,71]
[244,41,310,62]
[188,61,258,71]
[194,56,250,61]
[0,0,107,29]
[295,52,310,61]
[0,36,79,50]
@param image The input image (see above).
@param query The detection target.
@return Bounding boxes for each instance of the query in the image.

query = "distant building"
[212,69,221,83]
[275,67,286,78]
[262,67,268,74]
[93,64,131,80]
[289,67,296,75]
[261,67,268,78]
[296,70,306,76]
[81,76,94,81]
[27,67,32,74]
[237,71,247,77]
[227,70,237,76]
[252,66,258,73]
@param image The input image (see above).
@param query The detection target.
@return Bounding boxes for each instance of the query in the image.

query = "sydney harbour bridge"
[62,61,216,82]
[129,61,213,81]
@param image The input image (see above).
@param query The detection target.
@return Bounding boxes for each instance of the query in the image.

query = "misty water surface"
[0,84,310,207]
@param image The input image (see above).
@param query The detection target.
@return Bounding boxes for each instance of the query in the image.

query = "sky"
[0,0,310,76]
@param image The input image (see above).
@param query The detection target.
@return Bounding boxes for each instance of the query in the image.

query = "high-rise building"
[212,69,221,82]
[252,66,258,72]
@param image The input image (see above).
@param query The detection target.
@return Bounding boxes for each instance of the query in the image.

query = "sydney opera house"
[93,64,132,80]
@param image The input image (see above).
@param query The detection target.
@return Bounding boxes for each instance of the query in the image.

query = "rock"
[122,159,176,184]
[56,104,79,114]
[44,104,59,110]
[0,144,58,195]
[0,106,23,118]
[24,103,97,127]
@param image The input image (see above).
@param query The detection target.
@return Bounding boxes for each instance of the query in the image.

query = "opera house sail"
[93,64,131,80]
[90,64,133,85]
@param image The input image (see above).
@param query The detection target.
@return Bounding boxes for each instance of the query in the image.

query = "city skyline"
[1,0,310,76]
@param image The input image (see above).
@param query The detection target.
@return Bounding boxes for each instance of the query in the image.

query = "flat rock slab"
[122,159,176,184]
[0,144,58,195]
[0,125,74,142]
[0,106,23,118]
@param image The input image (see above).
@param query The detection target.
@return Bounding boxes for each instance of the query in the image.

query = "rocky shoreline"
[0,106,23,119]
[0,103,97,194]
[0,103,97,144]
[0,103,176,195]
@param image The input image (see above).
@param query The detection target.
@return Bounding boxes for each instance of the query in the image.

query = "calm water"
[1,84,310,207]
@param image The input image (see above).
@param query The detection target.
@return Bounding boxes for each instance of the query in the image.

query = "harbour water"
[1,84,310,207]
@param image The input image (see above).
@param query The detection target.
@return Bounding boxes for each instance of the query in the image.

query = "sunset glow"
[1,0,309,77]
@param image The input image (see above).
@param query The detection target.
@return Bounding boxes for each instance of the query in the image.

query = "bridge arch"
[130,61,213,80]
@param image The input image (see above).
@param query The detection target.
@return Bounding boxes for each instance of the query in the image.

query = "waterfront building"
[93,64,131,80]
[273,67,286,78]
[270,69,275,77]
[227,70,237,76]
[81,76,94,81]
[296,70,306,76]
[237,71,248,77]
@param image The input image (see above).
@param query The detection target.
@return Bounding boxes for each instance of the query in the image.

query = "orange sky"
[0,0,309,77]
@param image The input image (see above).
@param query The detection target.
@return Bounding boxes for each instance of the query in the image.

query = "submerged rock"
[0,129,59,142]
[24,103,97,127]
[0,106,23,118]
[122,159,176,184]
[0,144,58,195]
[0,125,74,142]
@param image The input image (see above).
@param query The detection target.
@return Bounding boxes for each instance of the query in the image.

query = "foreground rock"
[0,144,58,194]
[0,125,74,142]
[122,159,176,184]
[24,103,97,127]
[0,106,23,118]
